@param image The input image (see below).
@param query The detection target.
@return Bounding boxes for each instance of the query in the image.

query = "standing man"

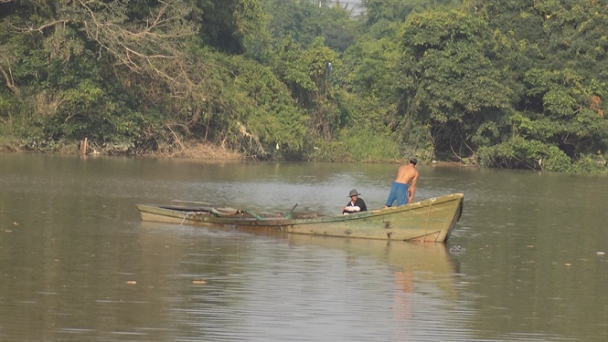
[385,157,419,207]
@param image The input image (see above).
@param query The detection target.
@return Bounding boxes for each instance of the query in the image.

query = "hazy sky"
[330,0,365,15]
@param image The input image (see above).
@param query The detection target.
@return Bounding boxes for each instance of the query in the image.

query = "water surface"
[1,154,606,342]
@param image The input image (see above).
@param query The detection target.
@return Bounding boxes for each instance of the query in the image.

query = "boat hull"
[137,193,464,242]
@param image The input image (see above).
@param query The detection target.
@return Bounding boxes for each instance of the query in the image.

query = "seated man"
[342,189,367,215]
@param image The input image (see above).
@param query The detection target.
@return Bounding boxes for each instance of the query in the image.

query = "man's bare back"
[394,163,419,184]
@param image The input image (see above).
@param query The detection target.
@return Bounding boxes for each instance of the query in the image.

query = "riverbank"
[8,136,602,170]
[0,137,244,160]
[0,136,478,167]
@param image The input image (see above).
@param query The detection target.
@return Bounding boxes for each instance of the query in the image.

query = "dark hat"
[409,157,418,165]
[348,189,361,197]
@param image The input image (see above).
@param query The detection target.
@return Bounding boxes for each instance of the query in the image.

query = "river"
[0,153,606,342]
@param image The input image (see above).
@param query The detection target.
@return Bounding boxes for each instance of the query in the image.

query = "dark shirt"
[343,198,367,214]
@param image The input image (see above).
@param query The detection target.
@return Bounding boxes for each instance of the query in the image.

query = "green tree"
[180,49,307,158]
[397,8,513,160]
[194,0,266,55]
[473,0,608,171]
[363,0,459,27]
[269,36,342,139]
[260,0,359,52]
[0,0,301,158]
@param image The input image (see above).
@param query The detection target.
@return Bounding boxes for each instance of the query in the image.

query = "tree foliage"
[260,0,358,52]
[0,0,606,171]
[470,0,608,170]
[397,8,514,158]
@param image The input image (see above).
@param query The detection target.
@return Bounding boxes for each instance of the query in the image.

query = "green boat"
[136,193,464,242]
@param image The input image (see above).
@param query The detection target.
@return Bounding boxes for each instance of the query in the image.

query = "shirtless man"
[385,157,419,207]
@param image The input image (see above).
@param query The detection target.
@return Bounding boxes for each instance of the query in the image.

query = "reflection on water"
[0,154,606,342]
[133,225,465,342]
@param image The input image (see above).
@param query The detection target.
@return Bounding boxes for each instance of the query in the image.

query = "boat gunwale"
[137,193,464,227]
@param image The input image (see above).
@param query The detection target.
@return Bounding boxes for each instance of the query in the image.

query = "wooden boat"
[136,193,464,242]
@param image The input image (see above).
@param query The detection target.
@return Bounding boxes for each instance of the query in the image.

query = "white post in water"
[80,137,88,155]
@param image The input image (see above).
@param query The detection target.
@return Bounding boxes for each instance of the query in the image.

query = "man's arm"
[357,198,367,211]
[408,172,419,203]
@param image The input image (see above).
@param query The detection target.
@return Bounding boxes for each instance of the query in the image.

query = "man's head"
[409,157,418,166]
[348,189,361,198]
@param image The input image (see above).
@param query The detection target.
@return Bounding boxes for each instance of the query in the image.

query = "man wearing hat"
[385,157,419,207]
[342,189,367,215]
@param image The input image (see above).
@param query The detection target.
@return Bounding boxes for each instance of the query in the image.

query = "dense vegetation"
[1,0,606,172]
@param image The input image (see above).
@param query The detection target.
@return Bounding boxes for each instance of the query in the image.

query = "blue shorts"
[385,182,409,207]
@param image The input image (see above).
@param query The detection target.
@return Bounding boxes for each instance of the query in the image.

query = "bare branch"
[72,0,202,96]
[0,62,20,96]
[8,19,68,34]
[4,0,211,129]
